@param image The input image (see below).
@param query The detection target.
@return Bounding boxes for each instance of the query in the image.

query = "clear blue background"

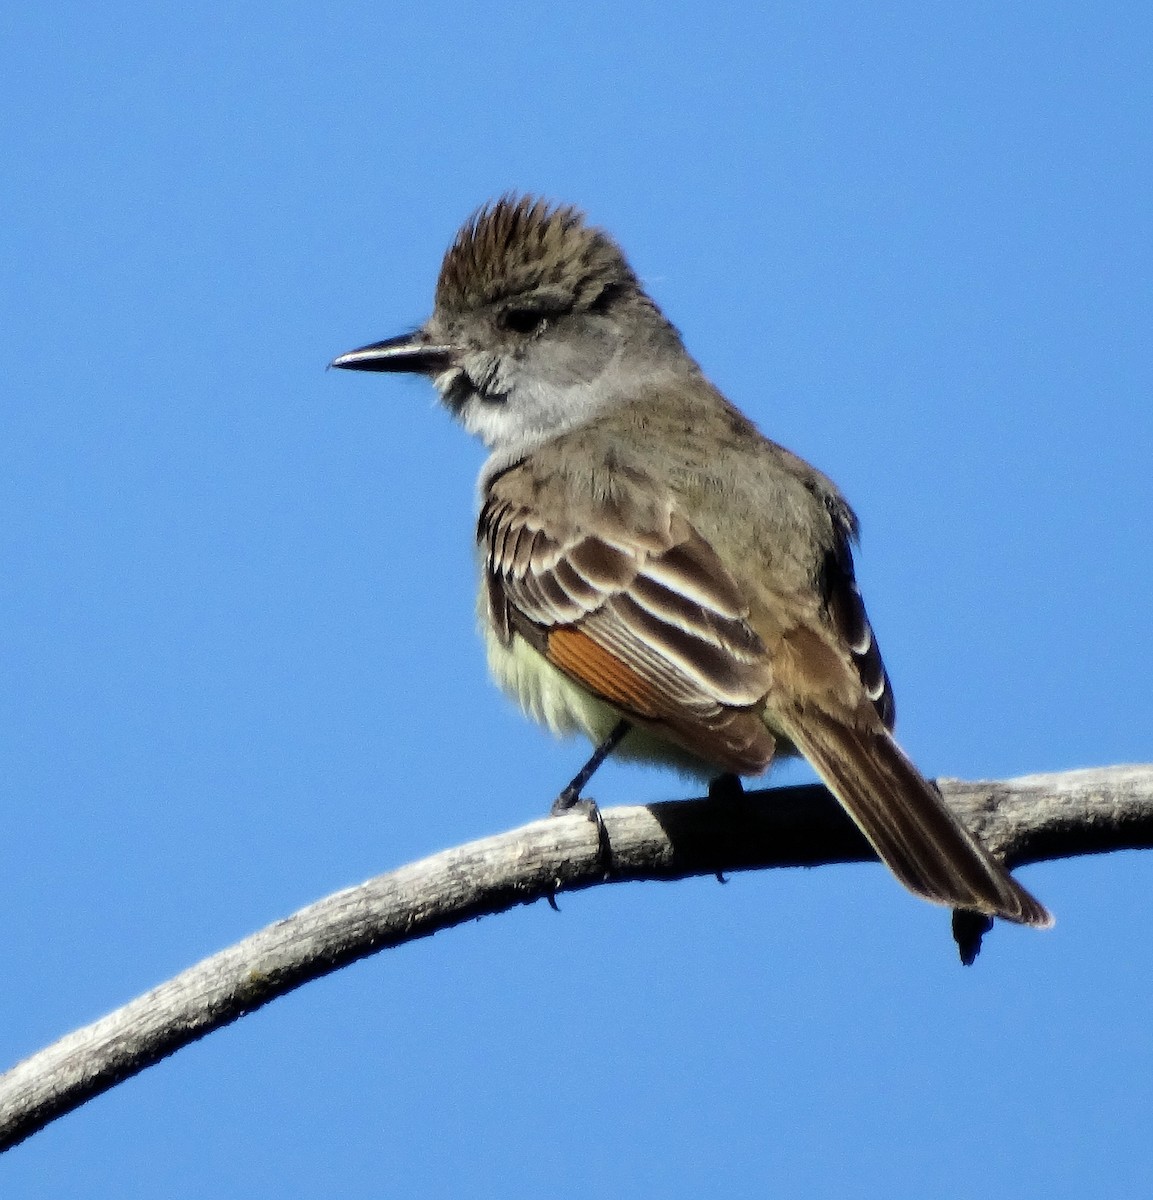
[3,2,1151,1196]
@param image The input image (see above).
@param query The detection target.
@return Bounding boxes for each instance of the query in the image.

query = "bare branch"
[1,764,1150,1151]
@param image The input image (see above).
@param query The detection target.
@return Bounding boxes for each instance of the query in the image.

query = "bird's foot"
[708,772,745,803]
[545,720,630,877]
[706,774,746,882]
[550,788,612,872]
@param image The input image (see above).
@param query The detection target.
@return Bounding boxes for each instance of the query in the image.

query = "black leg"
[551,719,631,814]
[708,772,745,803]
[548,720,630,875]
[707,774,745,882]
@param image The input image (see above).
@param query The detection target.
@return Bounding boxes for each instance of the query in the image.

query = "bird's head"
[332,196,684,453]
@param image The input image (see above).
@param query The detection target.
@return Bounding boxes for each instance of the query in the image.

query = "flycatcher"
[332,195,1050,927]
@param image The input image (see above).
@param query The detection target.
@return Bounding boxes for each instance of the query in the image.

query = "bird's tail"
[776,706,1051,927]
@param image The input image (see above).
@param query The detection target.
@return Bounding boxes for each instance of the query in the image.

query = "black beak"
[329,332,457,375]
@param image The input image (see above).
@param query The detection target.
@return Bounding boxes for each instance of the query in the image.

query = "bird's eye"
[499,307,547,335]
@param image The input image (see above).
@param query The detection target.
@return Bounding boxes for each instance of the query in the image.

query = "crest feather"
[435,195,636,313]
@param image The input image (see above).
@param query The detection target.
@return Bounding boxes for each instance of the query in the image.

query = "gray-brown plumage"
[333,195,1052,928]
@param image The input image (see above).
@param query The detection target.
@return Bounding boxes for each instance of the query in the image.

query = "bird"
[331,194,1051,929]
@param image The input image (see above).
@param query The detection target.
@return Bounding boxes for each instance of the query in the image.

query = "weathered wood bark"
[1,765,1150,1152]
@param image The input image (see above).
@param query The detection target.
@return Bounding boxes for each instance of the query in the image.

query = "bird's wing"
[479,466,776,773]
[819,537,896,730]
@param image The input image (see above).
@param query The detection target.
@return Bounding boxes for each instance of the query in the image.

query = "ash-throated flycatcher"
[331,196,1050,927]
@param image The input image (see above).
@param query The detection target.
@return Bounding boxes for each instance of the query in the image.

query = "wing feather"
[479,473,775,771]
[821,544,896,729]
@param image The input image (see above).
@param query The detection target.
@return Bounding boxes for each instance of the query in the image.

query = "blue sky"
[2,2,1151,1195]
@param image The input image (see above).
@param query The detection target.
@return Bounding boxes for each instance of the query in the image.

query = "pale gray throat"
[438,338,699,470]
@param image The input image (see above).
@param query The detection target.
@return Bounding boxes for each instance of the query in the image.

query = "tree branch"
[1,764,1150,1152]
